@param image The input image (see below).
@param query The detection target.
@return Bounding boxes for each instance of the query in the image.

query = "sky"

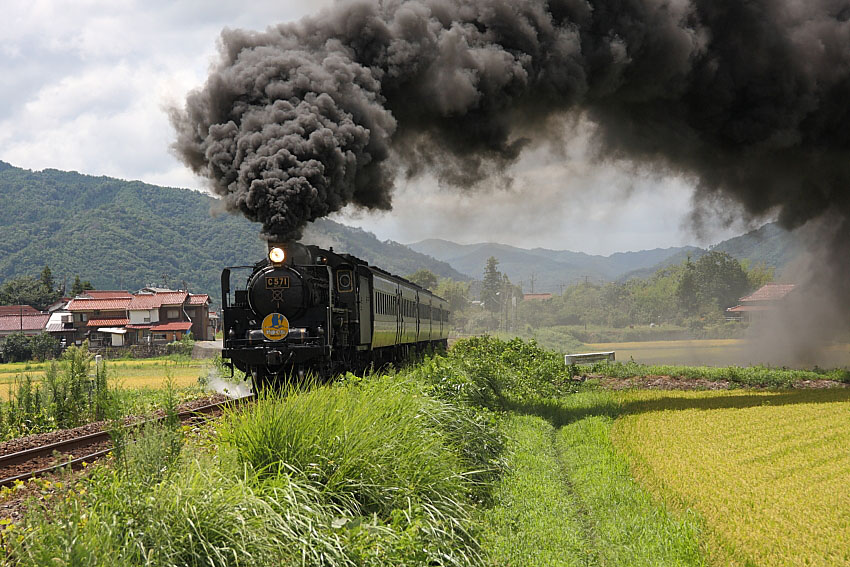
[0,0,758,255]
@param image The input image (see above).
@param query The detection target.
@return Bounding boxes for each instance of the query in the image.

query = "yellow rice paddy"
[0,358,206,400]
[613,389,850,566]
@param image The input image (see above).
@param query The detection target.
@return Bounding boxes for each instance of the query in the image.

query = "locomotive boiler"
[221,242,450,387]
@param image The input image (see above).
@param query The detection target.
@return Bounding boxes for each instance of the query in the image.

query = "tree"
[741,260,775,290]
[0,276,54,310]
[693,251,750,310]
[71,276,94,296]
[407,269,438,290]
[1,333,33,362]
[434,278,469,313]
[481,256,503,313]
[30,333,60,362]
[40,265,54,293]
[676,257,699,316]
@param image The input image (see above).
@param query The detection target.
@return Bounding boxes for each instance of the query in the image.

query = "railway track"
[0,394,253,488]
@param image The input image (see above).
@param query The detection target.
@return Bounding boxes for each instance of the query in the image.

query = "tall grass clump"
[0,342,111,440]
[7,453,353,567]
[221,375,487,565]
[411,336,576,410]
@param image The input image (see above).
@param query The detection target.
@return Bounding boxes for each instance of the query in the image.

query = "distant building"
[523,293,553,301]
[725,283,796,322]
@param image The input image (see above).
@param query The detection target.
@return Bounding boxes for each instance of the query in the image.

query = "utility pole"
[530,272,536,294]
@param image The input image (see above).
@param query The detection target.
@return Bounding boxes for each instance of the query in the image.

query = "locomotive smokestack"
[172,0,850,310]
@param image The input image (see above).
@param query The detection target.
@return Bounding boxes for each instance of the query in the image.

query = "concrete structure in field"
[725,283,796,322]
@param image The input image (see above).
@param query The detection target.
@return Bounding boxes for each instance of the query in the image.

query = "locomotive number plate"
[265,276,290,289]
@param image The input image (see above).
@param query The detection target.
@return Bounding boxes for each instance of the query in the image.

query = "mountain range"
[409,222,803,293]
[0,160,802,299]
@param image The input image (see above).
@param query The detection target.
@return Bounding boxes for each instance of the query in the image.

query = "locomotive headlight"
[268,247,286,263]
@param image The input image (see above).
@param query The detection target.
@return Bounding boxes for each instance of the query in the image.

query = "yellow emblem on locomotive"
[261,313,290,340]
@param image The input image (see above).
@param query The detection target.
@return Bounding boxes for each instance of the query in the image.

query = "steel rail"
[0,394,253,488]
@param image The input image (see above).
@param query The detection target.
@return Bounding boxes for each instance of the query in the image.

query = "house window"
[143,316,150,323]
[167,309,180,319]
[80,313,88,322]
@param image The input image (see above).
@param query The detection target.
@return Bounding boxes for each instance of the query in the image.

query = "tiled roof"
[739,283,796,303]
[0,305,41,316]
[726,305,772,313]
[0,314,50,332]
[151,321,193,332]
[188,294,210,305]
[67,297,132,311]
[79,290,133,299]
[128,292,188,310]
[87,318,130,328]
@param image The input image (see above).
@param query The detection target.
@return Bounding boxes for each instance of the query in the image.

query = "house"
[45,310,76,346]
[126,291,193,344]
[65,295,133,347]
[186,294,213,339]
[59,287,214,347]
[0,312,50,341]
[725,283,796,322]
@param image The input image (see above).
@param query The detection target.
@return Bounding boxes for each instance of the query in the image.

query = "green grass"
[585,360,850,387]
[220,375,489,565]
[482,414,592,566]
[483,390,705,566]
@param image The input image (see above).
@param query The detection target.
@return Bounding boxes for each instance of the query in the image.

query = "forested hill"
[0,162,467,301]
[410,223,802,292]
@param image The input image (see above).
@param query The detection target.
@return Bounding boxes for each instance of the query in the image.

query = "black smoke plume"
[171,0,850,266]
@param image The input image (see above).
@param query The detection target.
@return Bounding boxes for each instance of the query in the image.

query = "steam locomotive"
[221,242,450,386]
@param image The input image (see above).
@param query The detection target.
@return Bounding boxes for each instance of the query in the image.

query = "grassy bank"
[584,359,850,387]
[483,391,704,567]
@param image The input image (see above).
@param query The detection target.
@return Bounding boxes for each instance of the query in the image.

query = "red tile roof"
[0,314,50,332]
[188,294,210,305]
[79,290,133,299]
[0,305,41,316]
[739,283,796,303]
[127,292,188,310]
[726,305,773,313]
[151,321,193,332]
[87,318,130,328]
[67,297,132,311]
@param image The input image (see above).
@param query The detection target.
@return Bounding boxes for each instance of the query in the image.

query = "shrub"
[29,333,60,361]
[1,332,32,362]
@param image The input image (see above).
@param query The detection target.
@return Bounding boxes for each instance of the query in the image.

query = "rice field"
[0,357,206,400]
[612,389,850,566]
[586,339,850,367]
